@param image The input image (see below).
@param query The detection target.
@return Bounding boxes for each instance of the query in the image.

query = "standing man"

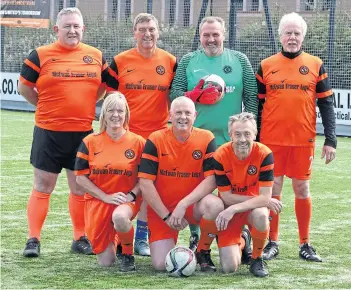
[256,12,337,262]
[18,8,109,257]
[170,16,258,248]
[107,13,177,256]
[214,112,274,277]
[138,97,224,272]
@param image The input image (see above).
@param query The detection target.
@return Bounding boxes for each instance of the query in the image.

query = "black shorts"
[30,126,93,173]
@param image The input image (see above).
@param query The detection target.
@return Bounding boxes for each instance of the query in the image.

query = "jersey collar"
[281,48,303,59]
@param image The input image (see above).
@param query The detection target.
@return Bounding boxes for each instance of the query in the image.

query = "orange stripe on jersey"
[204,169,215,177]
[139,127,215,209]
[218,184,232,192]
[19,75,35,88]
[138,172,157,181]
[142,153,158,163]
[317,73,328,82]
[76,151,88,161]
[256,73,265,84]
[261,164,274,172]
[75,168,90,176]
[24,59,40,73]
[316,90,333,98]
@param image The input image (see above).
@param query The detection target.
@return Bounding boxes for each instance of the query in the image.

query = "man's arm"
[18,82,38,106]
[19,49,40,106]
[177,175,216,209]
[224,186,271,214]
[315,63,337,164]
[236,52,258,117]
[169,53,191,102]
[139,178,170,220]
[256,63,266,141]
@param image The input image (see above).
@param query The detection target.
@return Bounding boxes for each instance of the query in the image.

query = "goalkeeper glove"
[184,79,221,105]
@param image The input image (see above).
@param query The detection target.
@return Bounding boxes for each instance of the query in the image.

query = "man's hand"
[268,198,283,214]
[185,79,221,105]
[103,192,127,205]
[168,202,187,230]
[321,145,336,164]
[216,207,235,231]
[166,216,188,231]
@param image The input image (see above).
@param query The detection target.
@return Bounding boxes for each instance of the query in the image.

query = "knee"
[152,259,166,271]
[112,212,130,232]
[293,181,310,199]
[34,179,55,194]
[221,258,240,274]
[273,177,284,196]
[252,208,269,231]
[97,257,115,267]
[203,196,224,218]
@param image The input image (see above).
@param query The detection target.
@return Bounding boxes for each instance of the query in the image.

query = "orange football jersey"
[256,51,333,146]
[214,142,274,196]
[20,41,109,132]
[138,127,216,208]
[75,130,145,199]
[107,48,177,138]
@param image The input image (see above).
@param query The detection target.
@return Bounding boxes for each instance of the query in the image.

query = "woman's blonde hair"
[99,92,130,133]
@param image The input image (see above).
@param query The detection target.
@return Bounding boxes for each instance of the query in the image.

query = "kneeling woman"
[75,92,145,271]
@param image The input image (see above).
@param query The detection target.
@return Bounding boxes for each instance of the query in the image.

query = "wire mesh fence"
[1,0,351,90]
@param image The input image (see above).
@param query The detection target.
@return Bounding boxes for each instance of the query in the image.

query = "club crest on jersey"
[125,149,135,159]
[299,65,309,75]
[156,65,165,75]
[223,65,232,74]
[192,150,202,160]
[83,55,93,64]
[247,165,257,175]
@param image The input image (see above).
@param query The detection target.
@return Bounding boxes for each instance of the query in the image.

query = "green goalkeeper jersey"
[170,48,258,146]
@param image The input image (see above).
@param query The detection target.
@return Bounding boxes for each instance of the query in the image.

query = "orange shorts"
[217,211,251,248]
[147,205,198,244]
[268,145,315,180]
[85,197,139,254]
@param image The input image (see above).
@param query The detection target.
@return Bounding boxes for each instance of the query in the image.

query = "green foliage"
[2,11,350,88]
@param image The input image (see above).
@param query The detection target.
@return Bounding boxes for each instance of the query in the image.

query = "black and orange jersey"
[107,48,177,139]
[138,127,216,208]
[214,142,274,196]
[20,41,109,132]
[74,130,145,200]
[256,51,333,147]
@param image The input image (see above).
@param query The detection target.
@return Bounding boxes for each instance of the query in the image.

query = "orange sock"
[27,189,51,239]
[295,197,312,244]
[117,227,134,255]
[197,218,217,252]
[68,193,86,240]
[269,196,281,242]
[251,226,269,259]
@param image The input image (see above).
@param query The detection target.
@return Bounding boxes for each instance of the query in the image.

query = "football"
[202,74,226,100]
[165,246,197,277]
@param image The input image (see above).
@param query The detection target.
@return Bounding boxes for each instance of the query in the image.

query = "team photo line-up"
[18,6,336,278]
